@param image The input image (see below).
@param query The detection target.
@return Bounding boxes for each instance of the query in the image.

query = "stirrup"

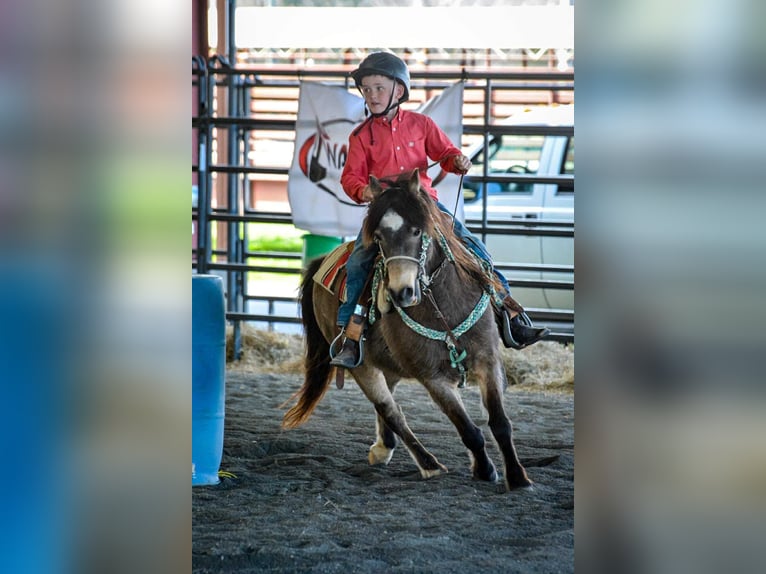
[516,310,534,328]
[329,331,345,359]
[500,310,549,349]
[329,331,365,369]
[500,310,523,349]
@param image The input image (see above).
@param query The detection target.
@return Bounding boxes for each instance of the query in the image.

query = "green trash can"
[302,234,343,267]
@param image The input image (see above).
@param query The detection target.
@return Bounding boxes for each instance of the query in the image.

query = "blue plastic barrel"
[192,275,226,486]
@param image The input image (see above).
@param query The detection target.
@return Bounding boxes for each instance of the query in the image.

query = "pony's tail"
[282,256,336,429]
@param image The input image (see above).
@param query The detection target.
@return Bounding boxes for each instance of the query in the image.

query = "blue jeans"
[336,201,511,326]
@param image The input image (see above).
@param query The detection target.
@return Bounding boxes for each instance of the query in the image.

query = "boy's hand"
[361,185,374,203]
[454,154,472,173]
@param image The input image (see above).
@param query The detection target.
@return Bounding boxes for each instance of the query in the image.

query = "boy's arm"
[340,135,370,204]
[424,116,469,174]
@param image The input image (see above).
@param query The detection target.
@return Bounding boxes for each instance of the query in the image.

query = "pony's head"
[361,170,433,309]
[362,169,499,313]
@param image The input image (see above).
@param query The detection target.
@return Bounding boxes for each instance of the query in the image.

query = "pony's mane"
[362,173,492,287]
[432,207,494,287]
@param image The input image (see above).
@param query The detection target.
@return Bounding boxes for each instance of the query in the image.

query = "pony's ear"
[368,175,384,199]
[408,169,421,194]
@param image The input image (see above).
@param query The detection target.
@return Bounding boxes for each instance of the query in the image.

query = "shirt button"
[396,146,400,150]
[392,128,396,132]
[400,166,404,171]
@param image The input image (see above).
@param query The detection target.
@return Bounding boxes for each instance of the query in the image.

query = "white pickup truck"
[460,105,574,313]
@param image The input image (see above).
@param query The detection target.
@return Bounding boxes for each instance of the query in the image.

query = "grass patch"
[245,257,302,269]
[247,223,304,253]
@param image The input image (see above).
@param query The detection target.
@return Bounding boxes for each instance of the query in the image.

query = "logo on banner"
[296,116,358,207]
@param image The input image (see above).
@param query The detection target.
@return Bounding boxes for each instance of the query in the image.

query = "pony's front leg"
[352,367,446,478]
[480,365,533,490]
[423,378,498,483]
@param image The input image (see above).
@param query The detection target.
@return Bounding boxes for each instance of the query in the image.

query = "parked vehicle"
[460,105,574,312]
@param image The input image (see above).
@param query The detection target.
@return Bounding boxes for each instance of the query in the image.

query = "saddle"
[313,240,378,305]
[312,240,355,302]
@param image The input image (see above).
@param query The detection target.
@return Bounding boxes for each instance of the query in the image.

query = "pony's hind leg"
[352,367,446,478]
[369,415,397,465]
[480,366,533,490]
[423,378,498,483]
[368,373,402,465]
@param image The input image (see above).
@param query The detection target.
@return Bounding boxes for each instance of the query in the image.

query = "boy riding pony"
[330,52,549,369]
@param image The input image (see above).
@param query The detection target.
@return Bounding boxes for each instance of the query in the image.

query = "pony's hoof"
[507,478,535,492]
[474,467,498,483]
[420,462,448,479]
[368,444,394,465]
[472,459,498,482]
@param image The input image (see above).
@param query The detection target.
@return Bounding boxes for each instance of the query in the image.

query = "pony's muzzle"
[383,256,422,308]
[388,283,421,308]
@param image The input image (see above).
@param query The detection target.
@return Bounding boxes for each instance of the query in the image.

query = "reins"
[421,154,465,231]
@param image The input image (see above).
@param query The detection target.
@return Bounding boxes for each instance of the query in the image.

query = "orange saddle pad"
[312,241,355,303]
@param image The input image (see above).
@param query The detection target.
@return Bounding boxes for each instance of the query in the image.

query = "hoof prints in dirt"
[193,372,573,573]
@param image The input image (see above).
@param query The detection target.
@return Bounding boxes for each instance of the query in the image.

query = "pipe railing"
[193,58,574,347]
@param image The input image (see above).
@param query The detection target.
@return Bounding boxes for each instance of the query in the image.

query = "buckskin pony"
[282,169,532,491]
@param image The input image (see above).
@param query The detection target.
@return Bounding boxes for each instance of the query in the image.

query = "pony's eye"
[373,231,382,243]
[411,227,421,237]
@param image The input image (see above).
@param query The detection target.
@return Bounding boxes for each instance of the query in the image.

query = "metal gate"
[192,56,574,355]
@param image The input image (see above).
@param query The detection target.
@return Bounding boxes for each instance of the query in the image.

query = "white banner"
[288,81,465,237]
[420,81,466,225]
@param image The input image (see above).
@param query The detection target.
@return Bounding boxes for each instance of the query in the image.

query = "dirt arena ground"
[193,330,574,573]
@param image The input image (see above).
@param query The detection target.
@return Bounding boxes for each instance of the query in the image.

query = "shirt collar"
[372,108,402,125]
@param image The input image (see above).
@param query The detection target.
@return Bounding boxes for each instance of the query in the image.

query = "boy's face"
[359,74,404,115]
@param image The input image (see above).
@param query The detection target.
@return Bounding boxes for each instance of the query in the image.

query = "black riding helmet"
[351,52,411,105]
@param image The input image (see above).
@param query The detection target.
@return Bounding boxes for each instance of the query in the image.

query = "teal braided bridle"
[369,227,490,388]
